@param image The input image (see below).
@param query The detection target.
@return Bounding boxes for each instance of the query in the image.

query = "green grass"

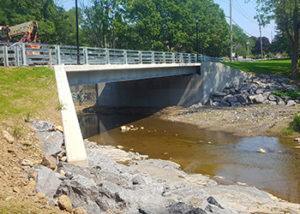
[0,67,56,119]
[272,90,300,99]
[223,60,292,77]
[291,114,300,132]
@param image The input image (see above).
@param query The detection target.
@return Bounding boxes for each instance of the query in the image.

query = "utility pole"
[230,0,233,62]
[246,40,250,58]
[75,0,80,65]
[196,19,199,63]
[259,25,263,59]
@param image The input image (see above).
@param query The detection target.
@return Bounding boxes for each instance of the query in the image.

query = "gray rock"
[31,120,53,132]
[167,202,207,214]
[207,196,223,209]
[229,88,236,95]
[255,88,264,94]
[212,97,222,103]
[262,92,271,99]
[268,95,277,101]
[277,98,286,105]
[132,174,146,185]
[55,174,102,213]
[231,102,242,107]
[215,101,230,107]
[35,166,62,198]
[234,94,247,104]
[35,131,63,155]
[138,204,168,214]
[224,95,238,104]
[212,92,226,97]
[286,100,297,106]
[250,94,265,103]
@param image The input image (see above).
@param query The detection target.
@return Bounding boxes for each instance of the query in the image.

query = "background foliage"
[1,0,293,59]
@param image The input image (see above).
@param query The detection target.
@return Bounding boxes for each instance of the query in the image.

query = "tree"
[0,0,79,44]
[82,0,126,48]
[253,36,270,56]
[251,0,299,77]
[269,33,289,55]
[232,25,251,57]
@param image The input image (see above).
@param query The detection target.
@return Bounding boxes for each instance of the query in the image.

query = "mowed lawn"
[0,67,58,120]
[223,60,293,77]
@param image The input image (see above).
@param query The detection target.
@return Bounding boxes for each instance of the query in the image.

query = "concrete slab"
[64,63,201,72]
[54,65,88,167]
[65,64,200,86]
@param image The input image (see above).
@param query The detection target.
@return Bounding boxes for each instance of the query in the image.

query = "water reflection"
[78,112,300,203]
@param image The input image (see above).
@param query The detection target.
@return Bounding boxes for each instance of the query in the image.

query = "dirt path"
[159,104,300,137]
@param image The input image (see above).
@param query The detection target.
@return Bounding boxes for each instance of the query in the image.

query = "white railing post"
[21,43,27,66]
[151,51,155,64]
[123,50,128,64]
[55,45,61,65]
[172,53,175,64]
[83,47,88,65]
[163,52,166,64]
[180,53,183,63]
[15,46,20,66]
[105,49,110,64]
[3,46,8,66]
[188,54,191,63]
[138,51,142,64]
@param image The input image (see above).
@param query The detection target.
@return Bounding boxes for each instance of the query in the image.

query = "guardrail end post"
[21,43,27,66]
[3,46,8,66]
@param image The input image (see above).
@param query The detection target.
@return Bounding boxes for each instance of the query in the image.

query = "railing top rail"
[10,42,203,56]
[1,42,222,67]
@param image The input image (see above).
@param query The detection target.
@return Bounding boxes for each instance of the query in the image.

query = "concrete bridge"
[54,62,202,166]
[54,61,248,167]
[1,43,247,167]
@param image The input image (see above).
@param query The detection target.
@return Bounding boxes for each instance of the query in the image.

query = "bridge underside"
[65,64,200,86]
[54,62,249,167]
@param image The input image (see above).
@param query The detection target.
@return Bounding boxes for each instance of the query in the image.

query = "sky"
[59,0,276,42]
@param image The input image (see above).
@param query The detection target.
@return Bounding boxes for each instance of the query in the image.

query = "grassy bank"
[223,60,292,77]
[0,67,60,122]
[0,67,64,213]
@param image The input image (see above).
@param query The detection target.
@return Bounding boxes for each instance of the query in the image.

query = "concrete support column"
[54,65,88,167]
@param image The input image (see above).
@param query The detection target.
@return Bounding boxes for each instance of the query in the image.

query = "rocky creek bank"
[23,120,300,214]
[207,74,299,107]
[160,73,300,137]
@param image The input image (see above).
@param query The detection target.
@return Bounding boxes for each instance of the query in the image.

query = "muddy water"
[78,112,300,203]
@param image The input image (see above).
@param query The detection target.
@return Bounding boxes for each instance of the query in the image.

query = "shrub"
[291,114,300,132]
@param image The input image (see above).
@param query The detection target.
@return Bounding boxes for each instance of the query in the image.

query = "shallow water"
[78,112,300,203]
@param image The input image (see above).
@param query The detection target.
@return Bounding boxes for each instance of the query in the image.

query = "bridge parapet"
[0,42,221,66]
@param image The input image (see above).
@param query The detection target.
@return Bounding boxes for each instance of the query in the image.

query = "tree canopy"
[251,0,299,77]
[0,0,254,58]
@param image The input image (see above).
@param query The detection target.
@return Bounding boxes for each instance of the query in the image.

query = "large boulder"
[35,131,64,155]
[35,166,62,199]
[31,120,54,132]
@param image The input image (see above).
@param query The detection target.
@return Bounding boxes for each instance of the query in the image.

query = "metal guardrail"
[0,42,221,66]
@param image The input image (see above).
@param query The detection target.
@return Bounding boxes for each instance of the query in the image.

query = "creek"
[78,110,300,203]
